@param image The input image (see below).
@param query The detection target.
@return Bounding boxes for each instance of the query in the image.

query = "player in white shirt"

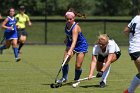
[88,34,121,88]
[123,10,140,93]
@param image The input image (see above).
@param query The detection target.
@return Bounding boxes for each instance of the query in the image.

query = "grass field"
[0,45,140,93]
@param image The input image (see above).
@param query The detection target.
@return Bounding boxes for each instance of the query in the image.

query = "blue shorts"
[66,41,88,53]
[4,31,18,40]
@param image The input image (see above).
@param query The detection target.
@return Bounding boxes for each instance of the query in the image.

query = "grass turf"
[0,45,140,93]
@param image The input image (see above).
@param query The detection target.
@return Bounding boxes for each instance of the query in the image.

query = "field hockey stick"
[54,55,69,83]
[50,76,96,88]
[77,76,96,82]
[71,76,96,88]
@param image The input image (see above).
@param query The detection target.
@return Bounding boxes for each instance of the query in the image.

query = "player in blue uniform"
[56,8,88,87]
[0,8,20,62]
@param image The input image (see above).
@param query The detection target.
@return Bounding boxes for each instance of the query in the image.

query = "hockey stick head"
[50,83,62,88]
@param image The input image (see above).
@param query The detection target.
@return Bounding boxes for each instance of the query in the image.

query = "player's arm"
[103,53,114,71]
[102,43,116,71]
[1,18,12,30]
[123,26,131,36]
[67,25,78,56]
[28,20,32,26]
[88,55,97,79]
[26,15,32,26]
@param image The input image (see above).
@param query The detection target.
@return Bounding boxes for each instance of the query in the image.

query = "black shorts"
[17,28,28,38]
[129,52,140,60]
[97,51,121,62]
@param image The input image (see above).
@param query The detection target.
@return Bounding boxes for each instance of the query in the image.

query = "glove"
[96,71,103,78]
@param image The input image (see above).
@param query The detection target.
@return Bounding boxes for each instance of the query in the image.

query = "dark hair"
[19,5,25,11]
[8,7,15,13]
[67,8,86,19]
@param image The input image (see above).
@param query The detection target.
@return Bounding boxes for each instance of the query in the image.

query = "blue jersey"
[4,16,18,40]
[65,22,88,53]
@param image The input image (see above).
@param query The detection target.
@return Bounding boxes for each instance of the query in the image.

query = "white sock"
[128,75,140,93]
[100,63,111,84]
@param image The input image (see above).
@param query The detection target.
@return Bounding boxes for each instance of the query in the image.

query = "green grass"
[0,45,140,93]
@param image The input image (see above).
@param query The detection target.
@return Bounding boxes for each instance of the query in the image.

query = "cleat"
[56,78,67,84]
[16,58,21,62]
[72,81,80,88]
[99,81,106,88]
[123,89,129,93]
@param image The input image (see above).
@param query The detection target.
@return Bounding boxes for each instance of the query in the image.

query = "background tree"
[93,0,131,16]
[47,0,92,16]
[67,0,92,15]
[0,0,135,16]
[0,0,45,16]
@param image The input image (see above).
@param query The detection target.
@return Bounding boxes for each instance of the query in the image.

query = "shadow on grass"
[41,82,103,89]
[80,84,100,88]
[42,81,73,86]
[80,84,108,88]
[42,81,76,88]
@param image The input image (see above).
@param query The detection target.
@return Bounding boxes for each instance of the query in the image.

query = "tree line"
[0,0,138,16]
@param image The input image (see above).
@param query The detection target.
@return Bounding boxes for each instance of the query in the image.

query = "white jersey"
[128,15,140,53]
[92,40,120,57]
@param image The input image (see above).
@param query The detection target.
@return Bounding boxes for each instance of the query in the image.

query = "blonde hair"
[98,34,109,44]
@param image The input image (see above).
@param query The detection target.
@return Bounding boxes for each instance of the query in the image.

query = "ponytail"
[76,13,86,19]
[67,8,86,19]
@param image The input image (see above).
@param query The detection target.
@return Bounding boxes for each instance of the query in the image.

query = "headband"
[65,12,75,18]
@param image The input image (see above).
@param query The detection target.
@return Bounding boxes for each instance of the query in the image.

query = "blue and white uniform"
[4,16,18,40]
[57,22,88,83]
[0,16,20,61]
[65,22,88,53]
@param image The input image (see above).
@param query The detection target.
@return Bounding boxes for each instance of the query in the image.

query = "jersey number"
[130,23,136,36]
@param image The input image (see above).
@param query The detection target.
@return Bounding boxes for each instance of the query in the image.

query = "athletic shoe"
[123,89,129,93]
[72,81,80,88]
[99,81,106,88]
[16,58,21,62]
[56,78,67,84]
[0,49,3,54]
